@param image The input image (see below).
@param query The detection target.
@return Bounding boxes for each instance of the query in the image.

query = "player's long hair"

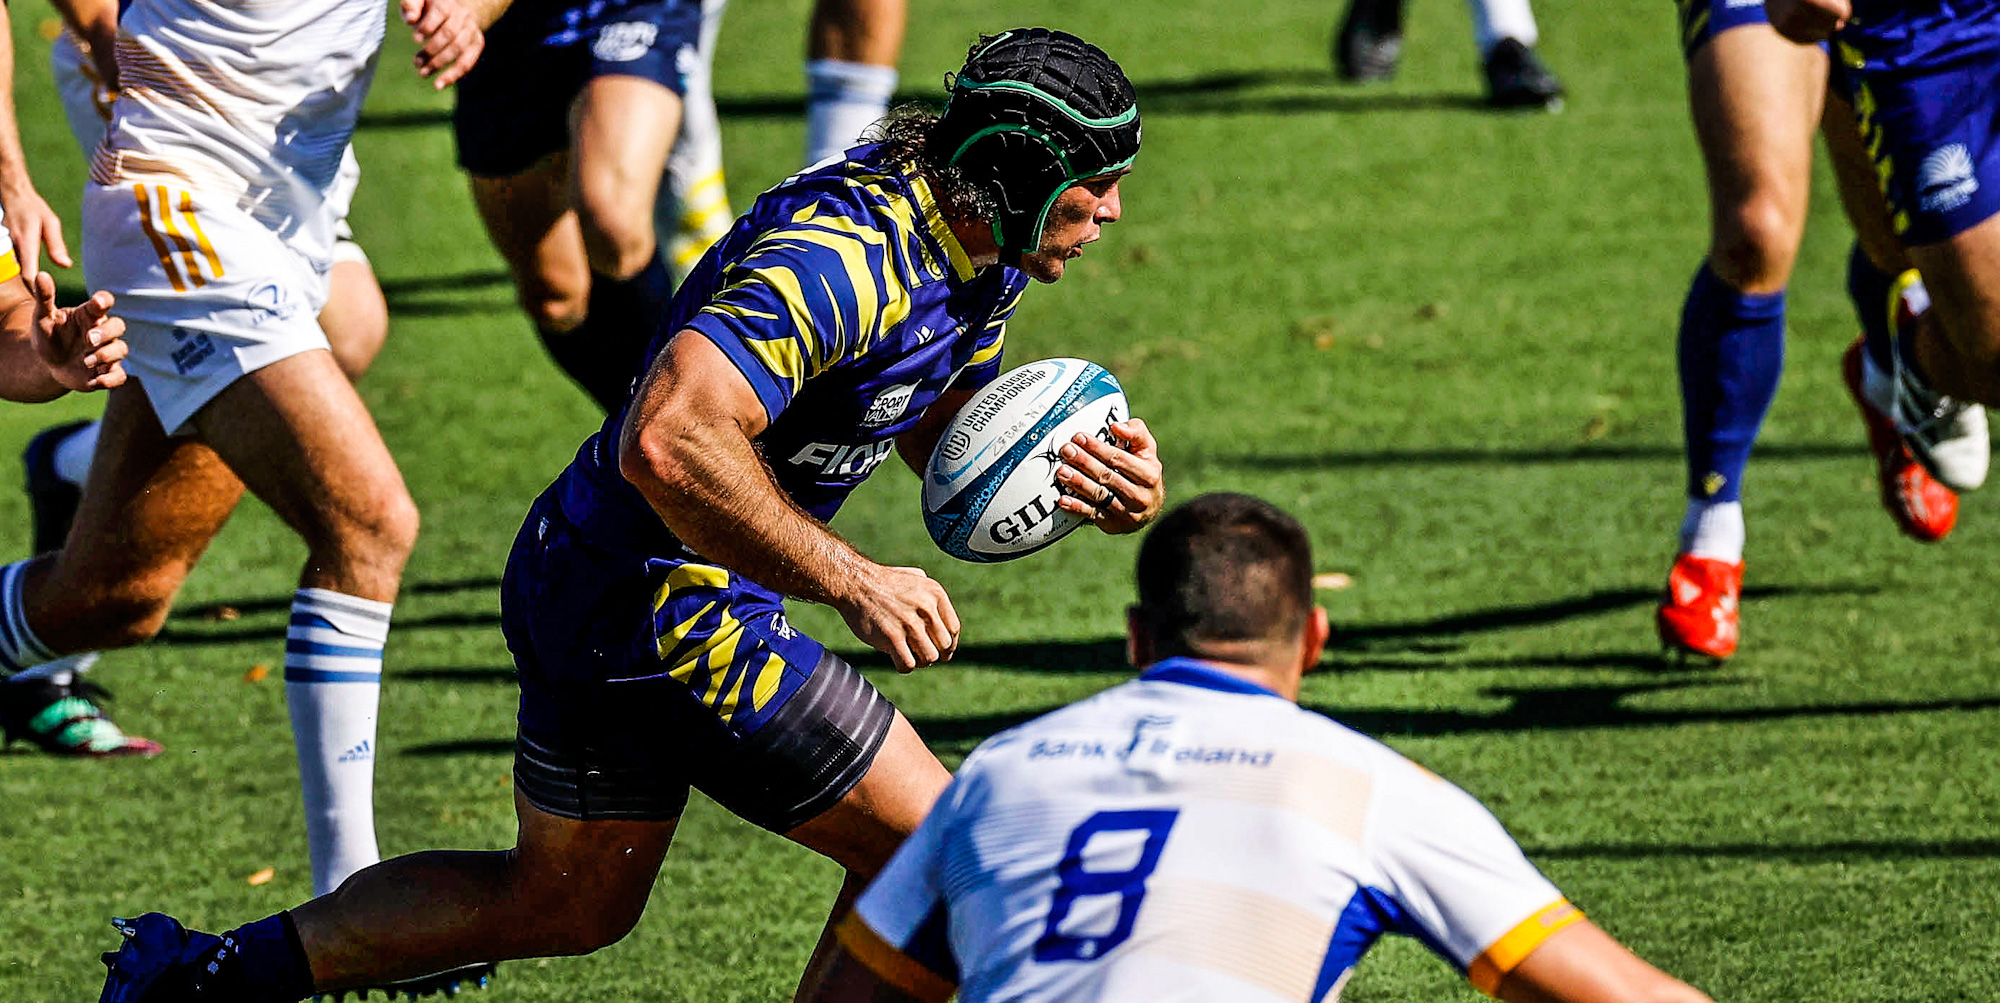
[869,106,1002,226]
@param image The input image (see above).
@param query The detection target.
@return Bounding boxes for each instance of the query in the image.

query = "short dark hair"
[1133,493,1314,659]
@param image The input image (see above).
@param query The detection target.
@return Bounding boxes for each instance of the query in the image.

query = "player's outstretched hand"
[1765,0,1849,43]
[31,273,128,393]
[401,0,485,89]
[837,564,960,673]
[1055,417,1164,535]
[0,183,74,279]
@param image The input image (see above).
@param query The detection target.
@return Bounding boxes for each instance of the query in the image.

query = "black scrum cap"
[927,28,1141,261]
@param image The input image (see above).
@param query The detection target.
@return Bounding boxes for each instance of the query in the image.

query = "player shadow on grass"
[1204,442,1864,470]
[901,683,2000,753]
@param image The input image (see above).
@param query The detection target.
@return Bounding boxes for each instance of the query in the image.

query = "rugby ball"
[923,358,1129,563]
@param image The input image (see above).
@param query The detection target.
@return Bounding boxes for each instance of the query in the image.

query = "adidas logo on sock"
[337,740,373,763]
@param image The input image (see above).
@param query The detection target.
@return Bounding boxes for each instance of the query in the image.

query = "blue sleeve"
[682,224,902,421]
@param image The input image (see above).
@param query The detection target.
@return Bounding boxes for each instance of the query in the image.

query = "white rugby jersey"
[842,658,1580,1003]
[90,0,385,268]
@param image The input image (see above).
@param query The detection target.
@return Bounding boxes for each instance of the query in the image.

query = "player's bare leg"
[804,0,905,164]
[322,259,391,380]
[1657,24,1823,661]
[473,72,685,412]
[660,0,734,279]
[1822,86,1961,541]
[786,712,952,1001]
[291,790,677,988]
[573,75,682,280]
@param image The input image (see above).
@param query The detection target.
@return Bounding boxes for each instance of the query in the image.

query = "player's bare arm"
[49,0,120,87]
[1764,0,1849,43]
[401,0,491,88]
[620,330,961,672]
[0,271,127,401]
[0,2,73,277]
[1494,919,1714,1003]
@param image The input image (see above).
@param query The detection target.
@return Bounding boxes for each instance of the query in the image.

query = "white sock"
[804,59,897,167]
[286,587,389,896]
[51,421,101,488]
[0,560,57,675]
[1679,499,1745,563]
[1468,0,1539,56]
[663,0,734,278]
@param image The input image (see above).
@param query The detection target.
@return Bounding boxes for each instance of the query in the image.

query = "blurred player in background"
[3,0,393,755]
[1655,0,1975,660]
[1770,0,2000,478]
[805,0,904,164]
[454,0,703,412]
[811,493,1715,1003]
[95,29,1163,1003]
[0,0,486,935]
[1333,0,1564,109]
[655,0,736,279]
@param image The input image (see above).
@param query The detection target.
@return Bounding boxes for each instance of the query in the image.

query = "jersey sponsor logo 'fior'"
[788,439,896,477]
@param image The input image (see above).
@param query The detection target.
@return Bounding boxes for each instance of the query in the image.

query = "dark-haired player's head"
[1127,493,1328,694]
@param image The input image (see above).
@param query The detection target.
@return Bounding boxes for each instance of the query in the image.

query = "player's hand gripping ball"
[923,358,1131,562]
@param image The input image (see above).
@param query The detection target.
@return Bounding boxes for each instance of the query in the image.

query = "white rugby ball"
[923,358,1129,563]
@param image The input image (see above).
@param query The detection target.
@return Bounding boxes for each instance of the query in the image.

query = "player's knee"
[326,487,421,568]
[1710,197,1801,292]
[574,188,656,279]
[519,284,589,335]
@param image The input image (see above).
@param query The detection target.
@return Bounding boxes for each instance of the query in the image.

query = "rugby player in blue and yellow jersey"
[1770,0,2000,487]
[96,29,1165,1003]
[1654,0,1964,661]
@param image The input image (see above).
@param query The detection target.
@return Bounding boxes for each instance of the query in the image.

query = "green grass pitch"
[4,0,1999,998]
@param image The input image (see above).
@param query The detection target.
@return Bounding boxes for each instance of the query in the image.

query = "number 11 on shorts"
[1033,809,1180,962]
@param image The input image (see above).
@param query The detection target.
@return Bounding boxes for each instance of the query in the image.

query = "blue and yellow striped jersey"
[553,143,1028,562]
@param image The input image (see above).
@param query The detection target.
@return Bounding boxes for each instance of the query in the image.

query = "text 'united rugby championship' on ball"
[923,358,1129,563]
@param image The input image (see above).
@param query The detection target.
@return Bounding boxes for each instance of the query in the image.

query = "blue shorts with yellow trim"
[1839,30,2000,244]
[1676,0,1771,60]
[502,488,896,832]
[453,0,702,178]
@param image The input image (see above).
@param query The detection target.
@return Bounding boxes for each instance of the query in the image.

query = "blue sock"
[542,252,674,412]
[211,912,315,1001]
[1847,243,1900,373]
[1678,263,1786,504]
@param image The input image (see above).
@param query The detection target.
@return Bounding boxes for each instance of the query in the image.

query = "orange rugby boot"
[1842,336,1958,542]
[1656,553,1742,660]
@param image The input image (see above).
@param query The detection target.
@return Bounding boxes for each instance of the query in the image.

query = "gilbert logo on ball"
[923,358,1128,562]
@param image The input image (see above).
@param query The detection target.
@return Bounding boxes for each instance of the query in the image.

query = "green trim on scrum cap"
[953,78,1139,129]
[947,123,1073,175]
[1023,149,1139,249]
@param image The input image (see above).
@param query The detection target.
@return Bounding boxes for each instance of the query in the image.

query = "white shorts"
[82,182,332,435]
[54,30,369,264]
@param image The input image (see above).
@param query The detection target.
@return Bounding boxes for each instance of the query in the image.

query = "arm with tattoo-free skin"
[0,271,127,402]
[0,1,74,278]
[620,331,962,672]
